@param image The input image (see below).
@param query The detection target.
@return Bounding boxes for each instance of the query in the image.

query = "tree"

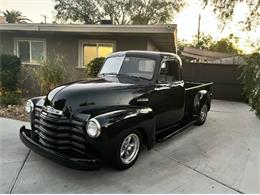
[96,0,132,24]
[202,0,260,31]
[128,0,185,24]
[239,49,260,117]
[209,34,243,54]
[192,33,215,50]
[186,33,242,54]
[55,0,102,24]
[54,0,186,24]
[3,10,32,23]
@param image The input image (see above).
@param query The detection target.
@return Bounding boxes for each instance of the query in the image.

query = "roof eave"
[0,23,177,34]
[0,23,177,53]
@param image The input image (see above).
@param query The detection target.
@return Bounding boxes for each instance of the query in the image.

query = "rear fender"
[94,107,156,150]
[193,90,211,116]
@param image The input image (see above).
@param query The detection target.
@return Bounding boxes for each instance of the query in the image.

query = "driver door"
[149,59,185,130]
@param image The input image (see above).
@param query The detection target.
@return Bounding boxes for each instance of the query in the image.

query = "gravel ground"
[0,102,30,122]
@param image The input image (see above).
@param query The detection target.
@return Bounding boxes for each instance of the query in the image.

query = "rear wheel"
[195,103,208,125]
[113,130,142,170]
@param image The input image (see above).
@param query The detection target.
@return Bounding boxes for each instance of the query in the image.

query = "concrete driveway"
[0,100,259,193]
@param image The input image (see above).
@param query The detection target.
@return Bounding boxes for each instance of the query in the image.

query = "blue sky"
[1,0,259,53]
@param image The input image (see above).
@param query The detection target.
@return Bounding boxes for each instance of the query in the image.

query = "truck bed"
[156,81,213,142]
[184,81,213,91]
[184,81,213,118]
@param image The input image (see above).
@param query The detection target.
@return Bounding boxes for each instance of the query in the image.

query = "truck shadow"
[19,124,212,193]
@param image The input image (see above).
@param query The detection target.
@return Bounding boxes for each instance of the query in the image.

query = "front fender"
[28,96,45,126]
[30,96,46,106]
[94,107,156,150]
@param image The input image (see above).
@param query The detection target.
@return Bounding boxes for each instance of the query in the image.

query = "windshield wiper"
[99,72,118,76]
[125,75,150,81]
[117,74,150,81]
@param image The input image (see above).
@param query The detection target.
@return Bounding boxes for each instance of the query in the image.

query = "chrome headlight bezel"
[86,118,101,138]
[25,99,34,113]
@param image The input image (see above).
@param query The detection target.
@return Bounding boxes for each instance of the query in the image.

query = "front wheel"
[113,130,142,170]
[195,104,208,125]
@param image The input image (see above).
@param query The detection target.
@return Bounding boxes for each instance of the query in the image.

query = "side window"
[79,40,115,68]
[83,43,113,66]
[158,60,181,84]
[16,39,46,65]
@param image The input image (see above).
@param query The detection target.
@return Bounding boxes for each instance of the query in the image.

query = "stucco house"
[0,23,246,102]
[0,23,177,69]
[0,23,177,94]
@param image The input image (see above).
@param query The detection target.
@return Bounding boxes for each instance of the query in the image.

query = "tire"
[113,130,142,170]
[195,103,208,125]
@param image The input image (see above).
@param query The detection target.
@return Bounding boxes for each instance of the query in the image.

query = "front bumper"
[20,126,101,170]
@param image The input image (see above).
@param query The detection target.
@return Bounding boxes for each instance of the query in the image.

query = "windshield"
[99,56,156,80]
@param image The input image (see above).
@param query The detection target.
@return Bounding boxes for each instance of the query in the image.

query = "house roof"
[0,23,177,52]
[181,47,235,61]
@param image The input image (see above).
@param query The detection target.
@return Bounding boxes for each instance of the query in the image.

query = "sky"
[0,0,259,53]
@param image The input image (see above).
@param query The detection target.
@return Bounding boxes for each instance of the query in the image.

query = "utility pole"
[197,14,201,46]
[41,15,47,24]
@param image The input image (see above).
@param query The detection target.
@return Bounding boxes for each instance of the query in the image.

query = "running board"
[156,120,196,142]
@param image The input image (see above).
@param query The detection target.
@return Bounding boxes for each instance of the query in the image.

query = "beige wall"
[0,32,153,90]
[0,32,14,54]
[0,31,162,95]
[0,32,150,67]
[147,40,159,51]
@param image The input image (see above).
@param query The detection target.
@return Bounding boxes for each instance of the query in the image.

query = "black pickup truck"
[20,51,213,170]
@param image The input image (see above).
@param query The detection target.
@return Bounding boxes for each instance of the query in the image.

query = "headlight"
[25,100,34,113]
[86,118,101,138]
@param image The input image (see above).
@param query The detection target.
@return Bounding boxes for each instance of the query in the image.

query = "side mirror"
[161,62,166,69]
[160,62,168,74]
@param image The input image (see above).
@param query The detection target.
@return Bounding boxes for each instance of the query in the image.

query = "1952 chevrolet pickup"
[20,51,213,170]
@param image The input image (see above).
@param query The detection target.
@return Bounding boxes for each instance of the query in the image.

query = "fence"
[182,63,244,102]
[22,62,245,102]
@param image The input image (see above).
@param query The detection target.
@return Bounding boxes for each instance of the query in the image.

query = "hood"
[44,78,151,118]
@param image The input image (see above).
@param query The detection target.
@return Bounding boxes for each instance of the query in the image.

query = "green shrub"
[0,91,21,106]
[19,65,41,97]
[0,54,21,94]
[85,57,105,77]
[35,56,66,95]
[239,52,260,117]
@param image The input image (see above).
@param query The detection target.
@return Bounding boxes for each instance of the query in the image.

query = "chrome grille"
[33,106,86,155]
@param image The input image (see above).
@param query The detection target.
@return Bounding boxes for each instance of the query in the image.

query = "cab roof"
[108,50,180,59]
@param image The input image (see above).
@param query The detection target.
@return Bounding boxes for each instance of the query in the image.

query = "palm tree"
[3,10,32,23]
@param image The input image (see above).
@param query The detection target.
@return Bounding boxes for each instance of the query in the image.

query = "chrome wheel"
[120,133,140,165]
[200,104,208,122]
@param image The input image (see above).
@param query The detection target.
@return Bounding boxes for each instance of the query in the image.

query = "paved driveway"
[0,100,259,193]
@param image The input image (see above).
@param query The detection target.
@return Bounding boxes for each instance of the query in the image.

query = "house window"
[16,39,46,64]
[79,40,115,68]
